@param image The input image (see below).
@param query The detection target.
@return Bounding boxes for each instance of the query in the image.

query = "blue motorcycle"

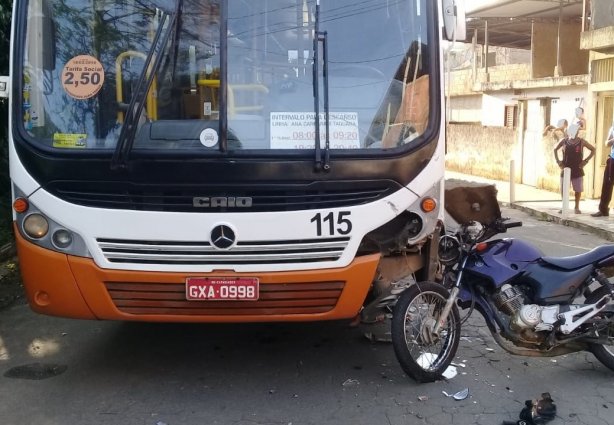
[391,184,614,382]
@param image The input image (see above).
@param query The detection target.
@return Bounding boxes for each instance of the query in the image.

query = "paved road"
[0,207,613,425]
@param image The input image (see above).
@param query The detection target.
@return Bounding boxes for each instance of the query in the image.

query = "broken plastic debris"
[442,388,469,400]
[416,353,437,368]
[417,353,457,379]
[417,395,428,401]
[442,365,458,380]
[454,388,469,400]
[342,379,360,387]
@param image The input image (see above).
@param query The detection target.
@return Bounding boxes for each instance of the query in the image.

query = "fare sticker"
[53,133,87,149]
[61,55,105,100]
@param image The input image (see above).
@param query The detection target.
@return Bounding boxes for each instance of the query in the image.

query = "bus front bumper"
[16,229,380,322]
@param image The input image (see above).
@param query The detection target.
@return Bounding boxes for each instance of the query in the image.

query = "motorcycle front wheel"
[586,285,614,371]
[391,281,461,383]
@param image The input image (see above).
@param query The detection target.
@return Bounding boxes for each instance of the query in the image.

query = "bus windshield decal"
[60,55,105,100]
[270,112,359,150]
[53,133,87,149]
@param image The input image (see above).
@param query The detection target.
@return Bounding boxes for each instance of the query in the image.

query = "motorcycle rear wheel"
[391,281,461,383]
[586,286,614,371]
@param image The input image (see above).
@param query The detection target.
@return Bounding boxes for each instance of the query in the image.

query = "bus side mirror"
[442,0,467,42]
[0,76,8,99]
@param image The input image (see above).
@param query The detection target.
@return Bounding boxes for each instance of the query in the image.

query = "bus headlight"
[14,186,90,258]
[406,212,424,239]
[52,229,73,248]
[23,214,49,239]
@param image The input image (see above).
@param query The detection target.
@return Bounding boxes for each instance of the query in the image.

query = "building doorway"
[594,94,614,198]
[521,99,549,186]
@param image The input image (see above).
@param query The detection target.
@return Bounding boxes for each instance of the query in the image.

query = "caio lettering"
[193,197,253,208]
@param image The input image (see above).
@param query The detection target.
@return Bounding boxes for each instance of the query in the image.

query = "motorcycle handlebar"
[489,219,522,235]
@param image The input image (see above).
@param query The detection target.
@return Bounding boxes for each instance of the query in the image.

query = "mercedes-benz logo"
[210,225,236,250]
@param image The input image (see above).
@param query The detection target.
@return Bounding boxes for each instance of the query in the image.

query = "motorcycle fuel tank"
[519,263,593,304]
[465,239,542,287]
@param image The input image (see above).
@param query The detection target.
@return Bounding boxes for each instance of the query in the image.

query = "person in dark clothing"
[554,123,595,214]
[591,121,614,217]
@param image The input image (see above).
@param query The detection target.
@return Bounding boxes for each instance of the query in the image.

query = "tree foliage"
[0,0,12,243]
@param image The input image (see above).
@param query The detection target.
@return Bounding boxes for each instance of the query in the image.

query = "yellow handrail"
[115,51,158,123]
[197,80,269,117]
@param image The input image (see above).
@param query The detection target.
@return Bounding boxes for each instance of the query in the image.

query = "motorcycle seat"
[541,244,614,270]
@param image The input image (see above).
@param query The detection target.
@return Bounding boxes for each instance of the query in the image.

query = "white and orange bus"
[1,0,464,327]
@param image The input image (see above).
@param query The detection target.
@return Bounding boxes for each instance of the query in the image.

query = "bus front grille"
[47,180,399,212]
[104,281,345,316]
[97,237,350,265]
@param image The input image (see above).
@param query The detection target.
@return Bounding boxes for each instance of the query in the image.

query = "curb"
[505,202,614,243]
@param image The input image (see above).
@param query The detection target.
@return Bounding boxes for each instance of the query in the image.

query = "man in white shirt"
[591,121,614,217]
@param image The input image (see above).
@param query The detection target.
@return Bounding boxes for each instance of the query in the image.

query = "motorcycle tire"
[391,281,461,383]
[586,285,614,371]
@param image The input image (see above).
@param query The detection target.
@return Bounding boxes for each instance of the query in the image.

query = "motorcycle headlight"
[438,235,461,265]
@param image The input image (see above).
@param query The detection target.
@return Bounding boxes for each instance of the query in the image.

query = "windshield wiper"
[312,0,330,172]
[111,2,182,170]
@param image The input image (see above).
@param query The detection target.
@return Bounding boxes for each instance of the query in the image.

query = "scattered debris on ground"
[503,392,557,425]
[442,388,469,400]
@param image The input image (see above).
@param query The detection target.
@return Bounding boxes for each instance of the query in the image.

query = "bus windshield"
[19,0,432,154]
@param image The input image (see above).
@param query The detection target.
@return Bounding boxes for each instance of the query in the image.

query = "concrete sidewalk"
[445,170,614,242]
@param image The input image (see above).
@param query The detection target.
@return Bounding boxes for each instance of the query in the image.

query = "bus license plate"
[186,277,259,301]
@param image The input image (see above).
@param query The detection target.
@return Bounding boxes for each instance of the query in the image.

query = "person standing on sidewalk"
[575,107,587,131]
[591,121,614,217]
[554,123,595,214]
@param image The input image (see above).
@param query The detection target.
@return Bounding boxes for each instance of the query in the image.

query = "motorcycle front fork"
[432,255,468,334]
[433,286,460,334]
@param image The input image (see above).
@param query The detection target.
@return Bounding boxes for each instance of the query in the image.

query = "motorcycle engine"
[493,284,525,316]
[494,284,560,332]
